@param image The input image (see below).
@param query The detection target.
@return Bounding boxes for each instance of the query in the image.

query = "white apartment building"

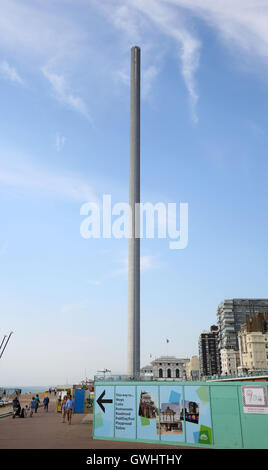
[220,349,240,376]
[238,331,268,370]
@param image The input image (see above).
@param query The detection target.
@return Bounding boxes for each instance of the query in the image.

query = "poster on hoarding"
[136,386,159,441]
[184,385,213,445]
[242,386,268,414]
[159,386,184,442]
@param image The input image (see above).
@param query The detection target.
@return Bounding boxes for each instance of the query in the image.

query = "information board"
[93,382,213,446]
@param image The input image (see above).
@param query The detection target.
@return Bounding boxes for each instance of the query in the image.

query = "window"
[167,368,171,378]
[176,369,180,378]
[159,368,163,378]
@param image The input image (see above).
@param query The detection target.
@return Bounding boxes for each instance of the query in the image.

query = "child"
[30,397,35,417]
[24,405,29,417]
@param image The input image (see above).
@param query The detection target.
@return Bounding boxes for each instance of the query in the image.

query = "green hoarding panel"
[210,385,242,448]
[93,381,268,449]
[239,384,268,449]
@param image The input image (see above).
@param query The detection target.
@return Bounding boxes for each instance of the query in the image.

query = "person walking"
[30,397,36,417]
[12,396,21,419]
[61,395,67,423]
[34,394,40,413]
[66,395,75,425]
[43,396,49,412]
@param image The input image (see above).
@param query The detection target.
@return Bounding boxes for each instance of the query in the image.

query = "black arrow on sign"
[97,390,113,413]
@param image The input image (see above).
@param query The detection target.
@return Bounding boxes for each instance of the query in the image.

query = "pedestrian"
[61,395,67,423]
[66,395,75,425]
[30,397,35,417]
[24,405,29,417]
[12,396,21,419]
[43,395,49,412]
[34,394,40,413]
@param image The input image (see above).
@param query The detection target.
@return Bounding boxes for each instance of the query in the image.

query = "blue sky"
[1,0,268,386]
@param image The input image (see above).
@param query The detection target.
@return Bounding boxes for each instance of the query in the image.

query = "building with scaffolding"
[217,299,268,351]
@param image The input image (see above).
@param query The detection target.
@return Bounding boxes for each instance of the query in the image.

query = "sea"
[2,386,54,394]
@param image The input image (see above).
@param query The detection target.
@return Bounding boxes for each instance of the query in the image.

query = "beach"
[0,391,48,416]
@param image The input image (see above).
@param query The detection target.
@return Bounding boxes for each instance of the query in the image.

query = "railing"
[94,375,191,382]
[202,369,268,381]
[94,369,268,383]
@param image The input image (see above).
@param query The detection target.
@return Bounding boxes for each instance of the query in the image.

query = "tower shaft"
[128,46,140,377]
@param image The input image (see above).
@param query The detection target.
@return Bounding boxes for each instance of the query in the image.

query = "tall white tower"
[128,46,140,377]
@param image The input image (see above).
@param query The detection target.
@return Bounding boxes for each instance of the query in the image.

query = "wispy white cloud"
[1,0,268,125]
[0,0,85,61]
[112,255,155,277]
[128,0,200,122]
[88,280,101,286]
[140,255,154,271]
[42,67,92,123]
[97,0,200,121]
[248,120,265,136]
[0,150,97,203]
[56,134,66,152]
[167,0,268,64]
[96,0,268,121]
[0,61,23,84]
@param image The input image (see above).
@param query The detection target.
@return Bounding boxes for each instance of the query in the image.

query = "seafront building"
[238,313,268,370]
[217,299,268,351]
[140,356,190,380]
[186,355,200,380]
[198,326,221,377]
[220,348,240,376]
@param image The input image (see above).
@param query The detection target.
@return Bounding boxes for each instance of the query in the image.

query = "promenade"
[0,396,179,449]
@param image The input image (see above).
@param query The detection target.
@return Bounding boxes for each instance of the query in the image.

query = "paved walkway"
[0,397,187,449]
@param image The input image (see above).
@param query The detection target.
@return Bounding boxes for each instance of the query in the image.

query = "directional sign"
[94,386,114,438]
[97,390,113,413]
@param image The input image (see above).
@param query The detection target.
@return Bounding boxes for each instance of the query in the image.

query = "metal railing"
[202,369,268,381]
[94,369,268,383]
[94,375,191,382]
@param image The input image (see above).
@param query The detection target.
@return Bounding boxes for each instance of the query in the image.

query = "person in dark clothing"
[43,396,49,412]
[12,397,21,419]
[34,394,40,413]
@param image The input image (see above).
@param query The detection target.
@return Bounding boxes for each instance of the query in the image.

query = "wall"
[93,380,268,449]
